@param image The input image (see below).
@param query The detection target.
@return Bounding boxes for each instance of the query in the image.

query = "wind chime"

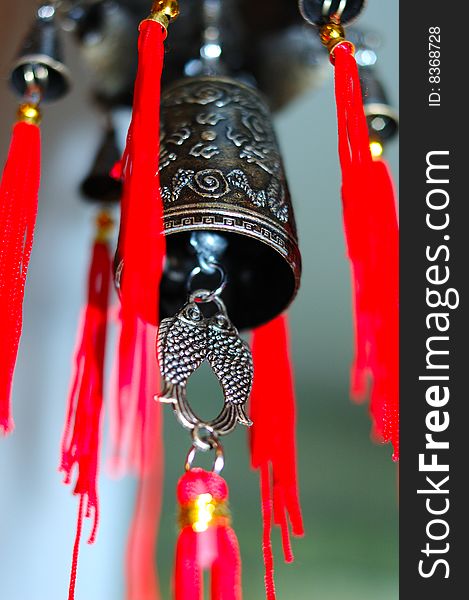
[0,1,399,599]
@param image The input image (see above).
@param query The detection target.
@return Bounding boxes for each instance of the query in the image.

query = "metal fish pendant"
[157,299,208,428]
[156,292,253,437]
[206,311,253,434]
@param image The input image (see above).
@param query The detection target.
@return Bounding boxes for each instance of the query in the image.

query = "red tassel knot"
[174,468,242,600]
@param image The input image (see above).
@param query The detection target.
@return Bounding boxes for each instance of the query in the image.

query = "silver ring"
[185,438,225,475]
[322,0,348,19]
[114,259,124,292]
[189,290,228,317]
[187,264,227,301]
[191,424,217,452]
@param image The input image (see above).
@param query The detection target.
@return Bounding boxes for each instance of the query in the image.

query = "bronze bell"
[81,125,122,203]
[158,76,301,330]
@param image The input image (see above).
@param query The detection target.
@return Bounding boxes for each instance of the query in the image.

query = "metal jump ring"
[187,264,227,302]
[322,0,348,19]
[185,437,225,475]
[114,259,124,293]
[191,424,218,451]
[189,290,229,319]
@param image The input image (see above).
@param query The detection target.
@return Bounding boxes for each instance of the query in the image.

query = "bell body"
[81,127,122,203]
[299,0,366,27]
[157,76,301,329]
[10,10,70,102]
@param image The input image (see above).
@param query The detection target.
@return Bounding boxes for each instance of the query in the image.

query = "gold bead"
[157,0,180,19]
[146,0,179,32]
[95,210,114,243]
[320,22,345,48]
[370,140,384,159]
[319,22,355,58]
[17,103,41,126]
[178,495,231,531]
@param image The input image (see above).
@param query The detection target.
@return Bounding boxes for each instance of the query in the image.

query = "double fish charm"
[157,294,253,436]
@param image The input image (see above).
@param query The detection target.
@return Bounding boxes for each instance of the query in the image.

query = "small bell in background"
[10,3,70,102]
[349,28,399,156]
[80,123,122,204]
[1,2,70,434]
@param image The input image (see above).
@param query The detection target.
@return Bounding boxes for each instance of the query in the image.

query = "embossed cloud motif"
[159,80,289,223]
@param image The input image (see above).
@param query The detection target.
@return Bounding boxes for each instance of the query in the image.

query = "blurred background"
[0,1,398,599]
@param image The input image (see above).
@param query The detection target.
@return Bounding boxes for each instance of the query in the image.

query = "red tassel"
[116,18,166,472]
[174,527,202,600]
[174,468,242,600]
[120,19,166,325]
[60,225,112,600]
[332,43,399,460]
[113,15,166,461]
[111,17,169,600]
[0,118,41,434]
[122,324,164,600]
[109,317,160,476]
[250,314,304,599]
[107,319,164,600]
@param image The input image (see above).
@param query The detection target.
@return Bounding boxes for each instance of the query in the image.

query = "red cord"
[260,464,276,600]
[68,495,85,600]
[0,121,40,434]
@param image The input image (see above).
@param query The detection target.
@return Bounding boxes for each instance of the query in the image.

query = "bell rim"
[163,205,302,314]
[298,0,367,28]
[10,54,72,102]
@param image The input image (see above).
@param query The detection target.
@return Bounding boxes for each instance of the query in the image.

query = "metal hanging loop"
[322,0,348,20]
[299,0,366,27]
[185,436,225,475]
[187,265,227,302]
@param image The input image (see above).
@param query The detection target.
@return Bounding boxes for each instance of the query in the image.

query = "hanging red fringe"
[60,232,112,600]
[332,43,399,460]
[250,314,304,600]
[124,324,164,600]
[107,317,163,598]
[174,468,242,600]
[0,117,41,434]
[108,317,160,476]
